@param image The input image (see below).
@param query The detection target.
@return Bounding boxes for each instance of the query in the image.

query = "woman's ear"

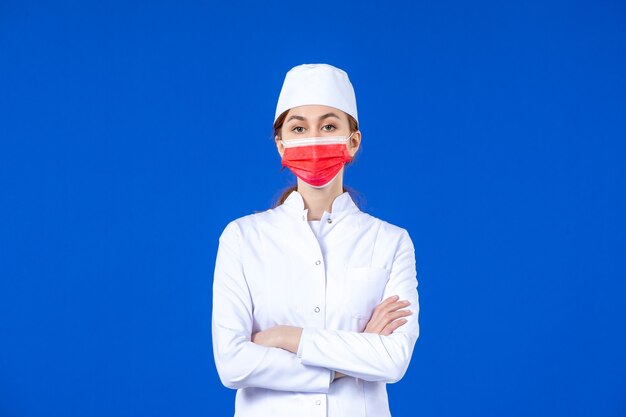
[275,135,284,158]
[347,131,361,157]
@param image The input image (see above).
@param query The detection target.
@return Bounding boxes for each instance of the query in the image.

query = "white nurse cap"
[274,63,358,124]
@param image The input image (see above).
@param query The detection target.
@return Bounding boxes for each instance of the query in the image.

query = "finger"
[375,310,411,333]
[377,300,411,315]
[377,295,400,309]
[367,298,408,333]
[385,309,413,321]
[381,318,408,336]
[390,300,411,310]
[369,304,409,329]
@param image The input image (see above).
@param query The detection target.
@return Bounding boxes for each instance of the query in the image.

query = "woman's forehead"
[285,105,348,120]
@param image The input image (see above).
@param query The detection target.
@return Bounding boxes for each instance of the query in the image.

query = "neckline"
[283,190,358,213]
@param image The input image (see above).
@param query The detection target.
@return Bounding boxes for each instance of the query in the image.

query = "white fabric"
[212,190,419,417]
[274,63,359,123]
[308,220,322,238]
[281,134,351,149]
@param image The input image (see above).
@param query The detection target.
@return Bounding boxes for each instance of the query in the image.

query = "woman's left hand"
[252,325,303,354]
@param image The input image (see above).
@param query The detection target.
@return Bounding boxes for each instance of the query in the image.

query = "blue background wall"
[1,1,625,416]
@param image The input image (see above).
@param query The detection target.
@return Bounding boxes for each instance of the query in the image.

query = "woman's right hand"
[363,295,412,336]
[333,295,412,381]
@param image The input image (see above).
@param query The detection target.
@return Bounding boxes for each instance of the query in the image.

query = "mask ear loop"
[278,136,288,172]
[344,131,358,164]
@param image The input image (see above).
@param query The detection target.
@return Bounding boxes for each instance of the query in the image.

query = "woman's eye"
[292,126,305,133]
[322,124,336,131]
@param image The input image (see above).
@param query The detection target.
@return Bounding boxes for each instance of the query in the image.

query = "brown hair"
[271,109,362,208]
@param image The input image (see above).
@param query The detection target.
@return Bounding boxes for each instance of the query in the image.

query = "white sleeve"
[211,220,334,393]
[296,229,419,383]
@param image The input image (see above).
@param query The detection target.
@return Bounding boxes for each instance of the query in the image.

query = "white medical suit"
[212,190,419,417]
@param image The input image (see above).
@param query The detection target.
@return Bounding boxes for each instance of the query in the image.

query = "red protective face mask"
[281,133,354,188]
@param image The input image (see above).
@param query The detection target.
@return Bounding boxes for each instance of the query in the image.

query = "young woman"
[212,63,419,417]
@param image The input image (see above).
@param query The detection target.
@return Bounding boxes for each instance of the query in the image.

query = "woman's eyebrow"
[286,115,305,122]
[318,112,340,121]
[286,112,341,123]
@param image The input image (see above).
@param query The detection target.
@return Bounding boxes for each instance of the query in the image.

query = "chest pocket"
[344,267,390,320]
